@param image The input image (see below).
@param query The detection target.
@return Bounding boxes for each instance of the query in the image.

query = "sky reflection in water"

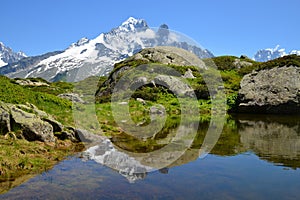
[2,115,300,200]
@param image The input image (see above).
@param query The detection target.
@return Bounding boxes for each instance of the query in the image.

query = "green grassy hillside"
[96,54,300,114]
[0,76,73,125]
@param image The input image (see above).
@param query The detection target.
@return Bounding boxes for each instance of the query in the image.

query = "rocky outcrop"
[15,79,49,87]
[96,46,205,99]
[57,93,85,104]
[238,66,300,114]
[0,101,85,143]
[10,105,55,142]
[129,46,207,67]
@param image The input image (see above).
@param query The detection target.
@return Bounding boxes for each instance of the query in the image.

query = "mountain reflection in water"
[1,114,300,199]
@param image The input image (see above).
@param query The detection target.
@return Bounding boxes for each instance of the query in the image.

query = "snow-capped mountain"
[0,42,26,67]
[254,45,300,62]
[0,17,214,82]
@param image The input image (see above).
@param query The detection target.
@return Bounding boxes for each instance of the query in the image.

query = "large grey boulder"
[10,106,55,142]
[0,101,65,142]
[0,101,102,143]
[17,103,63,132]
[238,66,300,114]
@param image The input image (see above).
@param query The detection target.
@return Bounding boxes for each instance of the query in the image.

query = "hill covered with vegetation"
[1,49,300,193]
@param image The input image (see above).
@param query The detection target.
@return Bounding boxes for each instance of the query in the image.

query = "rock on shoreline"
[0,101,80,142]
[237,66,300,114]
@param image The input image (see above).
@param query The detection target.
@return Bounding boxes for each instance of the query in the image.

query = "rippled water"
[1,114,300,200]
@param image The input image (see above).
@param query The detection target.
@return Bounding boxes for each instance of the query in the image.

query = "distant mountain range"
[1,17,300,82]
[253,45,300,62]
[0,42,26,67]
[0,17,213,82]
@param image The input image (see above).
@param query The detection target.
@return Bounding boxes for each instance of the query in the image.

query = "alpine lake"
[1,112,300,200]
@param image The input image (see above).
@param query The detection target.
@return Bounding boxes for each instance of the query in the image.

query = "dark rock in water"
[159,168,169,174]
[237,66,300,114]
[57,128,80,142]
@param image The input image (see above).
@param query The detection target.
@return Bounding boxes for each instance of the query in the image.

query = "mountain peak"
[0,41,26,67]
[122,17,139,24]
[119,17,148,31]
[0,42,11,52]
[122,17,144,25]
[254,45,300,62]
[1,18,214,82]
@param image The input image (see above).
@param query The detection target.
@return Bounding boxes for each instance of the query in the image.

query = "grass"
[0,76,83,190]
[0,76,74,126]
[238,54,300,75]
[13,77,74,96]
[0,135,84,194]
[1,54,300,192]
[0,55,251,191]
[74,76,107,102]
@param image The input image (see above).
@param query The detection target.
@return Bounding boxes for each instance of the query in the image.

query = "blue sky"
[1,0,300,57]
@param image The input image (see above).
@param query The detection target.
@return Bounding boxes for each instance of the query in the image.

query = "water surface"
[1,115,300,200]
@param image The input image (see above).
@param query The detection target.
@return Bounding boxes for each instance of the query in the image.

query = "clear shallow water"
[1,115,300,200]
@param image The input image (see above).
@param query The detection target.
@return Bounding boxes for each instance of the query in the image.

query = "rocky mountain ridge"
[0,17,213,82]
